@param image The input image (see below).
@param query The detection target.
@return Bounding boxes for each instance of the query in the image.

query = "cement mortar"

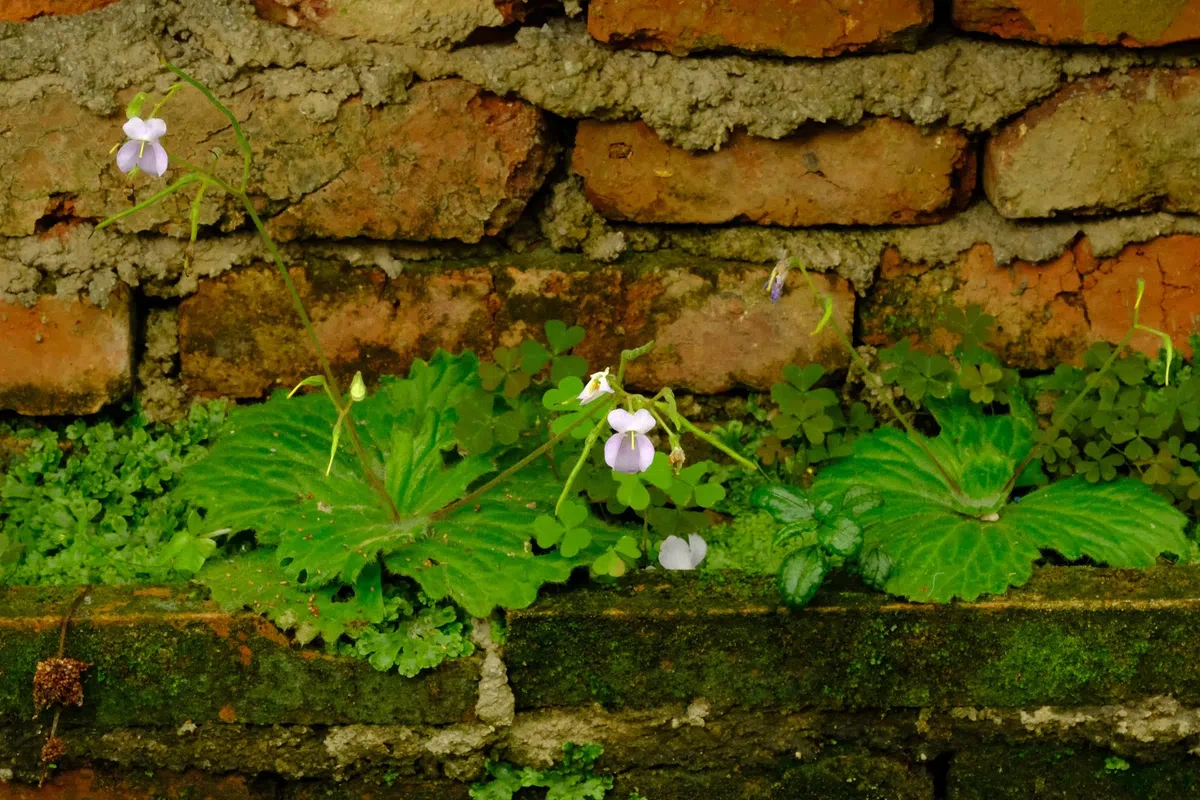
[6,202,1200,303]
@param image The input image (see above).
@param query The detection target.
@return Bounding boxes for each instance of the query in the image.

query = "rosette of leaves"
[751,483,889,608]
[809,393,1190,603]
[180,351,618,632]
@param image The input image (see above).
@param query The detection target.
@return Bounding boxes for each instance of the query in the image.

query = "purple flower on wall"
[604,408,656,474]
[116,117,169,177]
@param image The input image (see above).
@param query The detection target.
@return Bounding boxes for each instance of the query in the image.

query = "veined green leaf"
[815,400,1189,602]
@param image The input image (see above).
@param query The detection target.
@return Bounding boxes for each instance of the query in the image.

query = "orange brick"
[954,0,1200,46]
[984,70,1200,218]
[573,119,975,228]
[588,0,933,57]
[0,287,132,415]
[0,0,117,22]
[861,236,1200,368]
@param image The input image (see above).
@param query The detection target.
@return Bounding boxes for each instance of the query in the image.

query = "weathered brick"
[954,0,1200,47]
[573,119,975,228]
[506,566,1200,711]
[0,287,132,415]
[859,236,1200,369]
[253,0,536,48]
[984,70,1200,218]
[0,585,481,727]
[0,0,117,22]
[179,264,495,399]
[0,769,272,799]
[588,0,933,57]
[182,253,853,398]
[0,80,553,244]
[492,257,853,394]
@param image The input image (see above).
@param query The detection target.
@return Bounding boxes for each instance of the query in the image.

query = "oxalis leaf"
[813,398,1190,603]
[181,351,616,617]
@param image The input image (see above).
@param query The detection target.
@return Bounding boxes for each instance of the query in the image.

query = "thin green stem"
[794,262,964,497]
[1001,327,1136,497]
[435,398,614,521]
[674,415,762,473]
[93,173,200,232]
[554,414,612,518]
[616,341,655,385]
[163,62,252,193]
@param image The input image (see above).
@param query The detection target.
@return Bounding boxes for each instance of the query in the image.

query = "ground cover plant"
[1,66,1197,689]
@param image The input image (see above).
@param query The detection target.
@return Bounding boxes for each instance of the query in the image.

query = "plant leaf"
[777,546,828,609]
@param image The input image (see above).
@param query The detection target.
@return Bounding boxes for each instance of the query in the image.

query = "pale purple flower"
[604,408,655,474]
[763,256,790,304]
[658,534,707,570]
[577,368,614,404]
[116,117,169,177]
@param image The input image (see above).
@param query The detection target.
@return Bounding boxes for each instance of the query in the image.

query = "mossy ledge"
[0,585,481,727]
[505,566,1200,711]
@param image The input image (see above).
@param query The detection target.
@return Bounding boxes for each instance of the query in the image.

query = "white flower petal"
[141,141,169,177]
[603,433,623,470]
[686,533,707,568]
[627,408,656,434]
[607,408,635,433]
[634,434,655,472]
[658,536,694,570]
[144,117,167,140]
[123,117,151,141]
[115,140,141,173]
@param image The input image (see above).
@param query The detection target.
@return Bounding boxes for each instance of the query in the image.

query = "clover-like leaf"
[545,320,586,354]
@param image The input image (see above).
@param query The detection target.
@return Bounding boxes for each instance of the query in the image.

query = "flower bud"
[349,371,366,402]
[669,446,686,474]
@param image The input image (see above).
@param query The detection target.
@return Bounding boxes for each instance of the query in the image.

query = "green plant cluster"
[0,402,226,585]
[471,743,623,800]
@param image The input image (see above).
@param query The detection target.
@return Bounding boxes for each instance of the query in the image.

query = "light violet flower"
[116,117,169,177]
[658,534,707,570]
[577,368,614,404]
[604,408,655,474]
[763,254,790,304]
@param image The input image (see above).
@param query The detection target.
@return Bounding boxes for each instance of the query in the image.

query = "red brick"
[183,255,853,399]
[860,236,1200,369]
[0,287,132,415]
[953,0,1200,46]
[0,769,269,800]
[179,265,494,399]
[0,0,117,22]
[0,81,553,244]
[984,70,1200,218]
[253,0,536,46]
[573,119,975,228]
[492,257,855,393]
[588,0,933,57]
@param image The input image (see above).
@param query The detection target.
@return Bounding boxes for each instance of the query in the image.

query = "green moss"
[0,586,480,727]
[701,512,781,575]
[507,566,1200,711]
[952,746,1200,799]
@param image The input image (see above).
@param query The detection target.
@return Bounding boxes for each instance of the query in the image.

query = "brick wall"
[2,0,1200,417]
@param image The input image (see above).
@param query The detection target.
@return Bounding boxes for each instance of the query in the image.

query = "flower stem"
[433,398,613,522]
[672,414,762,473]
[792,261,965,498]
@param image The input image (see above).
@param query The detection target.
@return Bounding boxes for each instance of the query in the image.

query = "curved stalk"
[793,261,965,498]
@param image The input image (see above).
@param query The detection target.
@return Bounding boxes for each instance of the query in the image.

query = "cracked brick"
[572,119,975,227]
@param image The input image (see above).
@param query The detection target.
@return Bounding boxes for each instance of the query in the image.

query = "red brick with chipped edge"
[0,0,117,22]
[861,236,1200,369]
[953,0,1200,46]
[0,287,132,415]
[573,119,975,228]
[588,0,934,57]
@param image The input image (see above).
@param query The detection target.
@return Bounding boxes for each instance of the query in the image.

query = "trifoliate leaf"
[545,320,586,354]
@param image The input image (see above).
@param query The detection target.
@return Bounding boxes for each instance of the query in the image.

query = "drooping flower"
[763,255,790,304]
[658,534,707,570]
[604,408,655,474]
[577,368,615,404]
[116,117,169,177]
